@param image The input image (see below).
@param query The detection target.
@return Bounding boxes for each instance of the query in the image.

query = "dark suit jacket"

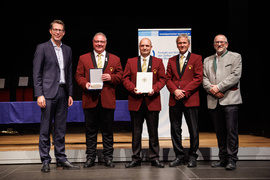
[166,52,203,107]
[33,40,73,99]
[122,56,166,111]
[75,52,123,109]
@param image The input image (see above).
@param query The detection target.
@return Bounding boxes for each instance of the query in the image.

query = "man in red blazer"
[123,38,166,168]
[75,32,123,168]
[166,34,203,167]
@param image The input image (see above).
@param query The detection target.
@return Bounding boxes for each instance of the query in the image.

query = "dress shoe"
[169,158,185,167]
[125,160,141,168]
[105,159,115,168]
[226,162,236,170]
[57,161,80,170]
[187,158,197,167]
[151,160,165,168]
[84,159,95,168]
[41,163,50,173]
[211,161,227,168]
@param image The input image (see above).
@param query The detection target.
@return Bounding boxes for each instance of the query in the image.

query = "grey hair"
[213,34,228,43]
[93,32,107,41]
[176,33,190,44]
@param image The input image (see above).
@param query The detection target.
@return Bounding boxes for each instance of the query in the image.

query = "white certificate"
[89,69,103,90]
[136,72,153,93]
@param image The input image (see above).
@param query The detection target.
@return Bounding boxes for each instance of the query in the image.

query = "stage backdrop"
[138,29,191,139]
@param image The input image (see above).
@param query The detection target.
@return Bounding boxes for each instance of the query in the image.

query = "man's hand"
[134,88,142,95]
[210,85,219,95]
[102,74,111,81]
[174,89,185,100]
[148,89,154,96]
[68,96,73,107]
[85,82,91,89]
[215,92,224,99]
[37,95,46,108]
[210,85,224,99]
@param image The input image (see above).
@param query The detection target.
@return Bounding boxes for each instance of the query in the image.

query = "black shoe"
[125,160,141,168]
[57,161,80,170]
[169,158,185,167]
[41,163,50,173]
[84,159,95,168]
[211,161,227,168]
[151,160,165,168]
[187,158,197,168]
[105,160,115,168]
[226,162,236,170]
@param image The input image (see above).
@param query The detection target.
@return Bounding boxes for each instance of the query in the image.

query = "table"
[0,100,130,124]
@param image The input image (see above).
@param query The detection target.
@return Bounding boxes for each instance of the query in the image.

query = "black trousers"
[130,98,160,161]
[84,98,114,161]
[39,85,68,164]
[210,103,239,163]
[169,100,199,159]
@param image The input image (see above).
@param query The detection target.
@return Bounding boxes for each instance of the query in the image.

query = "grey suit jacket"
[33,40,73,99]
[203,51,242,109]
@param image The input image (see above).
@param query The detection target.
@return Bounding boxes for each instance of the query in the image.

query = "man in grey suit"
[33,20,79,172]
[203,34,242,170]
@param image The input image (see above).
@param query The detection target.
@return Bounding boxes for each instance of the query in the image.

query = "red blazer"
[122,56,166,111]
[166,52,203,107]
[75,52,123,109]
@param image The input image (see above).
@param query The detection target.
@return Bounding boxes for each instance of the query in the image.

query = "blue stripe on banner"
[138,30,152,36]
[159,30,191,36]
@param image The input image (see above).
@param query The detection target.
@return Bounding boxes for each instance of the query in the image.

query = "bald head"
[139,38,152,57]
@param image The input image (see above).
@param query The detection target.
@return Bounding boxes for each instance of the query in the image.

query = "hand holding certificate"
[136,72,153,94]
[88,69,103,90]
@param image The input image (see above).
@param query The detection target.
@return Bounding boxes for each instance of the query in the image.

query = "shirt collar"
[50,38,62,47]
[215,50,228,58]
[140,54,150,61]
[94,50,106,57]
[179,51,189,57]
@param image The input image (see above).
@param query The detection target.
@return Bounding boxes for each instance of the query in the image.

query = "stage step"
[0,133,270,164]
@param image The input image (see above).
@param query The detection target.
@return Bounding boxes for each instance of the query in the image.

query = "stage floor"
[1,132,270,151]
[0,132,270,164]
[1,161,270,180]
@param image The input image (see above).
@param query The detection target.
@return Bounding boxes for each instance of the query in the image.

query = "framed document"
[89,69,103,90]
[136,72,153,93]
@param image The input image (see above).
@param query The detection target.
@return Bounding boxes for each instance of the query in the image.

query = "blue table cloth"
[0,100,130,124]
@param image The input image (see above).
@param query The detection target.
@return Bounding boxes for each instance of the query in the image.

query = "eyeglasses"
[214,41,227,45]
[93,40,106,44]
[51,28,65,33]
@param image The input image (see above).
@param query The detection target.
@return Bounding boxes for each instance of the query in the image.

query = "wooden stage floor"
[1,132,270,151]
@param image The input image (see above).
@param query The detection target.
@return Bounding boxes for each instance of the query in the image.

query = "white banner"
[138,28,191,139]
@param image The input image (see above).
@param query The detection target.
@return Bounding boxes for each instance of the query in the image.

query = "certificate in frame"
[136,72,153,93]
[89,69,103,90]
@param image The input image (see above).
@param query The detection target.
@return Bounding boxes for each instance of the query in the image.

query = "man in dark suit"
[33,20,80,172]
[123,38,166,168]
[166,34,203,167]
[75,32,123,168]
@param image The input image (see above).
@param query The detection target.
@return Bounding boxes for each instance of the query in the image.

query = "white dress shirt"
[51,39,65,84]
